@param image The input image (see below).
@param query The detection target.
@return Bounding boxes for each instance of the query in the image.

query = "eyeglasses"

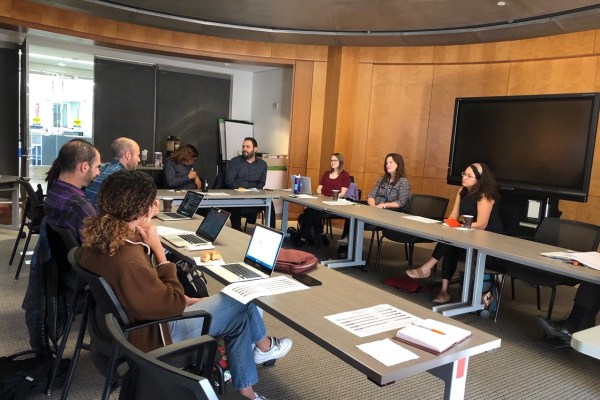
[330,159,339,163]
[461,171,476,179]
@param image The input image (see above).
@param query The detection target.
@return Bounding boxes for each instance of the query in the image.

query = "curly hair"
[383,153,407,184]
[82,170,156,255]
[460,162,499,202]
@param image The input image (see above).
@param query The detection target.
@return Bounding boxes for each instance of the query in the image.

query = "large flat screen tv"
[447,93,600,202]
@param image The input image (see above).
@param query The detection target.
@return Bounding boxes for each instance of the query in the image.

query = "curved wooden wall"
[1,1,600,223]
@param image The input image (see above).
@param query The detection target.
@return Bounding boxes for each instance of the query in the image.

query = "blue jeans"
[169,293,267,390]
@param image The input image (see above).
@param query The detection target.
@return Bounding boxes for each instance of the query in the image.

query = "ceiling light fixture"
[497,1,506,6]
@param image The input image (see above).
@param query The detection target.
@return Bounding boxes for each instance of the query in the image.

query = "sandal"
[405,267,431,279]
[433,291,450,304]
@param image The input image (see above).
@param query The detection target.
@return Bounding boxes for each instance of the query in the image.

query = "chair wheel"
[262,359,276,367]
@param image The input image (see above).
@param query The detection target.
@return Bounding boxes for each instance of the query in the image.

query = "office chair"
[10,177,45,280]
[62,247,215,400]
[374,194,449,279]
[492,217,600,322]
[44,224,83,395]
[105,314,245,400]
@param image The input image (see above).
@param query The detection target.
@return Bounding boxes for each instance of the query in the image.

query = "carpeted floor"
[1,229,599,399]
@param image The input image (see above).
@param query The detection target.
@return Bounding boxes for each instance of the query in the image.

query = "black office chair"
[44,224,83,395]
[10,177,45,280]
[374,194,449,279]
[104,314,245,400]
[62,247,215,400]
[492,217,600,322]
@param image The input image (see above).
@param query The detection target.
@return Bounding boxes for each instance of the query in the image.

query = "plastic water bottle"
[203,178,209,193]
[293,175,301,194]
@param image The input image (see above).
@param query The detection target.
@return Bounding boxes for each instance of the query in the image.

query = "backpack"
[175,260,209,298]
[0,351,70,399]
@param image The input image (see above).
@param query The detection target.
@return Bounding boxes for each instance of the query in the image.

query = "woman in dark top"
[406,162,503,303]
[163,144,202,190]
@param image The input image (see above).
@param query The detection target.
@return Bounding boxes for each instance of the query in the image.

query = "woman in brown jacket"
[80,170,291,400]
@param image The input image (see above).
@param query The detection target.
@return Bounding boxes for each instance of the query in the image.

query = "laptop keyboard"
[179,234,208,244]
[164,212,186,219]
[223,263,262,279]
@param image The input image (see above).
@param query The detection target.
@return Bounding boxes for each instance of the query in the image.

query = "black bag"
[0,350,70,399]
[175,260,209,298]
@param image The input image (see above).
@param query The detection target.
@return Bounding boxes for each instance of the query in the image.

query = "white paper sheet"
[156,226,194,236]
[202,192,231,196]
[289,194,317,199]
[325,304,420,337]
[357,338,419,366]
[221,276,309,304]
[403,215,440,224]
[322,199,354,206]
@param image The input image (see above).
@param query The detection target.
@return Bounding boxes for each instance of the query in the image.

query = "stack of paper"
[540,251,600,271]
[394,319,471,354]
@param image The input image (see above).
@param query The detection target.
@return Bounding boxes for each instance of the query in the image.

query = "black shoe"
[536,316,573,342]
[535,336,571,350]
[321,233,330,246]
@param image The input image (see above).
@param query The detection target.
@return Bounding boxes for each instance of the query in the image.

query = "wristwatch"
[383,203,386,209]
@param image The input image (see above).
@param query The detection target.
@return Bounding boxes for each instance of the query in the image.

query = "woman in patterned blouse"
[367,153,411,210]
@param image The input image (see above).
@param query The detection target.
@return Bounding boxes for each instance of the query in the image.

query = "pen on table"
[412,322,446,335]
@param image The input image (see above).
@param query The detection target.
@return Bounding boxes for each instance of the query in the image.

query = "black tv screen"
[447,93,600,202]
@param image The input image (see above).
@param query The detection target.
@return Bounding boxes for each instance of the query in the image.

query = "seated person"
[163,144,202,190]
[406,163,503,304]
[225,137,274,230]
[296,152,350,246]
[367,153,411,210]
[537,282,600,345]
[79,170,292,400]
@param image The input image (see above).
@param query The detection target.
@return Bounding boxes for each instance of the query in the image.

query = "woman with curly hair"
[367,153,411,210]
[80,170,291,400]
[406,162,503,304]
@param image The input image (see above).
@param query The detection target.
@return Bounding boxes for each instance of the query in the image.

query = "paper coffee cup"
[162,198,174,212]
[463,215,474,229]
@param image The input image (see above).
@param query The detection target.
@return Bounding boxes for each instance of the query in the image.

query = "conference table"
[156,188,278,227]
[278,192,600,317]
[0,175,21,230]
[157,215,501,400]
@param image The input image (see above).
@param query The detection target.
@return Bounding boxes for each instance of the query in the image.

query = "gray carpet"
[2,233,600,399]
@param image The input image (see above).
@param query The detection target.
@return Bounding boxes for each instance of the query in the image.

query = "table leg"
[429,357,469,400]
[281,200,289,236]
[322,218,366,269]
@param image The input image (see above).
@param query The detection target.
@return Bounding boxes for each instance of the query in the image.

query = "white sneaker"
[254,394,270,400]
[254,337,292,364]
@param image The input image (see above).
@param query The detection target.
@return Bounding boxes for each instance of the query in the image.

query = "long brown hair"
[330,153,345,174]
[82,170,156,255]
[169,144,199,165]
[383,153,406,184]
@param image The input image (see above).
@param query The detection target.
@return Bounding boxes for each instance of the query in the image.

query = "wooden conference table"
[278,193,600,317]
[156,188,278,227]
[157,215,501,400]
[0,175,22,230]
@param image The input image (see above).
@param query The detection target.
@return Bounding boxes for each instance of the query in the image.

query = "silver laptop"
[289,175,313,195]
[162,208,230,248]
[209,224,284,283]
[156,191,204,221]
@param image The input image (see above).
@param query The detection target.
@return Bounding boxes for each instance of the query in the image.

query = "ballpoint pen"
[412,321,446,335]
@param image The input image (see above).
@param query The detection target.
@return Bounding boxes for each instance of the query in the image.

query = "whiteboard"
[220,120,254,161]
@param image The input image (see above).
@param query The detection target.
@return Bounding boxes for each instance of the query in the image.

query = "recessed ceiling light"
[497,1,506,6]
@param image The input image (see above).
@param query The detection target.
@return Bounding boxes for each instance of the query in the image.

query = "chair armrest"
[124,309,212,336]
[148,335,218,361]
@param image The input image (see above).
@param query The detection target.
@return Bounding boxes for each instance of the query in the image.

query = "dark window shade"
[93,58,156,163]
[0,47,19,176]
[156,69,230,184]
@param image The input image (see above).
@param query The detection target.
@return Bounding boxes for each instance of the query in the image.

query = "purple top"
[45,180,98,241]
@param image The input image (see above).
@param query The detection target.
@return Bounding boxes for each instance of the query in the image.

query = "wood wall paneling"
[358,46,434,64]
[271,43,328,62]
[507,31,597,61]
[307,61,327,172]
[425,63,511,179]
[351,63,374,175]
[507,57,598,95]
[433,42,511,64]
[320,47,343,173]
[288,61,314,170]
[365,64,434,178]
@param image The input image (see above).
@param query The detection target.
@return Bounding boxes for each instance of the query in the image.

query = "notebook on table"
[162,208,231,248]
[209,224,284,283]
[155,191,204,221]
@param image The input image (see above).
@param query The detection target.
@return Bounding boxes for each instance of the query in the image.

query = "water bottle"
[203,178,209,193]
[293,175,301,194]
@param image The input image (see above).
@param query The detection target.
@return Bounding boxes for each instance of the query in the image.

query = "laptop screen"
[196,208,230,242]
[177,191,204,217]
[245,225,284,274]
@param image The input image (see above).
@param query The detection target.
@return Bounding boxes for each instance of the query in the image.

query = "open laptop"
[289,175,313,195]
[162,208,231,248]
[155,191,204,221]
[209,224,284,283]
